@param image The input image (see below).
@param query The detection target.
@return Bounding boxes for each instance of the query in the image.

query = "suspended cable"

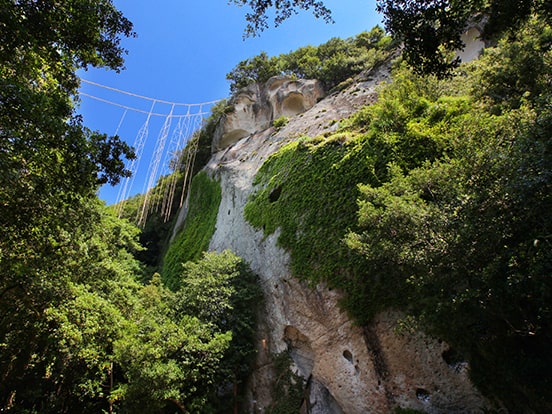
[80,79,220,227]
[79,92,211,118]
[114,109,128,136]
[81,78,219,107]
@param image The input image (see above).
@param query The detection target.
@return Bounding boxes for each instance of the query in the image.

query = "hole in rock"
[442,348,463,365]
[342,350,353,364]
[269,185,283,203]
[416,388,430,403]
[282,93,305,116]
[442,347,467,372]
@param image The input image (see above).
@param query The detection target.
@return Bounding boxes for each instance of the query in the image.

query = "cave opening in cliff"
[269,185,283,202]
[342,349,353,364]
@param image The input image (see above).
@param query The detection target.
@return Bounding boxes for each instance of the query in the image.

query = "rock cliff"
[211,76,325,152]
[191,67,489,413]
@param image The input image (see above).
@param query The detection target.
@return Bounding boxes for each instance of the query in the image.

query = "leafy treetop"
[230,0,333,37]
[226,26,395,92]
[230,0,551,76]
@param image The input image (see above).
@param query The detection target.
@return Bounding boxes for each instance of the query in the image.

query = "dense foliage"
[245,14,552,411]
[162,171,222,290]
[173,251,262,412]
[226,26,396,92]
[0,0,135,410]
[0,2,259,412]
[377,0,552,76]
[0,200,145,413]
[115,251,261,413]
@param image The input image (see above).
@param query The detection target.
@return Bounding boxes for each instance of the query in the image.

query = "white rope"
[116,100,156,217]
[179,113,203,209]
[161,112,191,221]
[110,108,128,211]
[79,92,211,118]
[137,104,175,227]
[158,110,189,215]
[80,78,220,107]
[80,79,220,226]
[114,109,128,136]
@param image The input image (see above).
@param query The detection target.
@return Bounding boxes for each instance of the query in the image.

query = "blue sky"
[78,0,382,204]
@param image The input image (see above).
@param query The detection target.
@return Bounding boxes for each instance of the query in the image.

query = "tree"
[228,0,551,76]
[226,27,395,92]
[113,274,232,413]
[226,51,282,92]
[0,1,137,411]
[376,0,552,76]
[114,252,261,413]
[0,0,135,196]
[0,199,145,413]
[229,0,333,37]
[345,17,552,410]
[173,251,262,412]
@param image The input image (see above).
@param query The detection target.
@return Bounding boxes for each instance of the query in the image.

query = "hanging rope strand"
[117,100,156,217]
[161,114,189,221]
[114,109,128,136]
[159,118,181,219]
[165,114,193,220]
[159,107,191,218]
[179,112,203,209]
[165,111,196,221]
[111,108,128,215]
[137,104,175,227]
[79,79,220,226]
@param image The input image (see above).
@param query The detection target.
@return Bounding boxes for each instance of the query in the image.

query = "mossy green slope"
[162,171,222,290]
[244,70,465,322]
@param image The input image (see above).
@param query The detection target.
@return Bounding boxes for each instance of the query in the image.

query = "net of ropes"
[79,79,220,227]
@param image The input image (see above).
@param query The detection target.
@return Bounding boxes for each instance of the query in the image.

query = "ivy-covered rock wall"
[162,171,222,290]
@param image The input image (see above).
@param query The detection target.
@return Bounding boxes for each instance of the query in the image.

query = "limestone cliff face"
[211,76,325,152]
[202,69,489,413]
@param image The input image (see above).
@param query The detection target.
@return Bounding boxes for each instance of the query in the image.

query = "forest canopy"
[235,0,552,76]
[0,1,259,412]
[226,26,395,92]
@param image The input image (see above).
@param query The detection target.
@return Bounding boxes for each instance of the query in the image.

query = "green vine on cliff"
[244,67,462,321]
[162,171,222,290]
[244,16,552,410]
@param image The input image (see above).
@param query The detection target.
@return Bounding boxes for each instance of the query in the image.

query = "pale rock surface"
[457,27,485,63]
[211,77,324,152]
[196,64,489,413]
